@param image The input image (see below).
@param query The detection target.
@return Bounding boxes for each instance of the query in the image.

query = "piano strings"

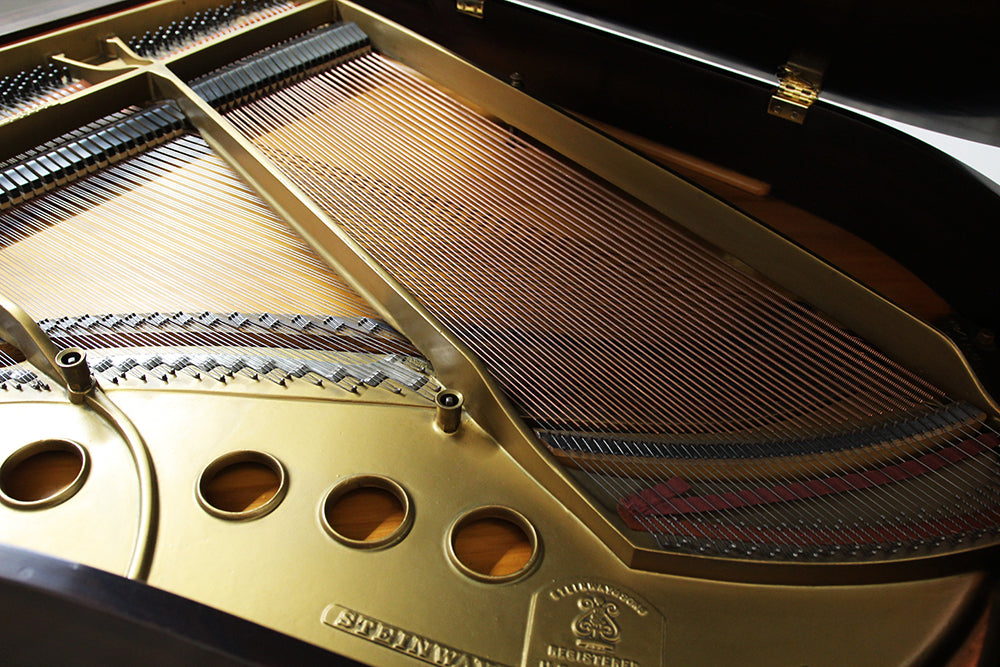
[214,46,1000,560]
[0,125,435,396]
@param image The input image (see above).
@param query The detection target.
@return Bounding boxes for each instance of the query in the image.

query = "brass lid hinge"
[768,60,824,124]
[457,0,484,18]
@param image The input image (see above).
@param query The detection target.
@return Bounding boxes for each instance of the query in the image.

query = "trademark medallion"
[521,580,664,667]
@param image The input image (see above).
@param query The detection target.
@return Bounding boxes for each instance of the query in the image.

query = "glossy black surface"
[0,0,139,41]
[0,543,355,666]
[529,0,1000,128]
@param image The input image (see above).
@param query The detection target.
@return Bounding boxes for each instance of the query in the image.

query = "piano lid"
[4,0,999,144]
[0,0,138,41]
[349,0,1000,145]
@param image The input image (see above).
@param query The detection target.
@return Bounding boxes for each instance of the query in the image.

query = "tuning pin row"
[189,22,370,109]
[128,0,289,60]
[0,63,75,120]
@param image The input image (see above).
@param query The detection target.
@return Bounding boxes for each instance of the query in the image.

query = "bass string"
[360,54,954,428]
[221,53,992,552]
[350,60,916,426]
[346,54,942,402]
[564,405,999,551]
[558,402,999,551]
[336,57,976,440]
[227,102,747,434]
[229,96,820,436]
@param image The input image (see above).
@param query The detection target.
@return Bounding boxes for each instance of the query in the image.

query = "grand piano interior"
[0,0,999,665]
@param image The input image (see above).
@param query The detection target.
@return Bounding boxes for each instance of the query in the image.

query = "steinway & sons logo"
[571,596,622,652]
[522,580,664,667]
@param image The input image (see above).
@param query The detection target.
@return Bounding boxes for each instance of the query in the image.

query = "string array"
[0,131,429,392]
[224,51,1000,560]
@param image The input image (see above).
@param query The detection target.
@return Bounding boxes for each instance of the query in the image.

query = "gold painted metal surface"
[0,385,989,665]
[0,0,982,576]
[0,1,996,665]
[0,297,157,579]
[522,580,665,666]
[0,399,139,577]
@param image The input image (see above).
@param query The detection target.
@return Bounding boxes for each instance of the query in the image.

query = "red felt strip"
[619,434,1000,523]
[618,504,1000,547]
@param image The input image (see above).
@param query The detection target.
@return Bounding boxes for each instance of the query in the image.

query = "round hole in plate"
[197,451,287,521]
[321,476,412,549]
[448,506,539,582]
[0,439,89,510]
